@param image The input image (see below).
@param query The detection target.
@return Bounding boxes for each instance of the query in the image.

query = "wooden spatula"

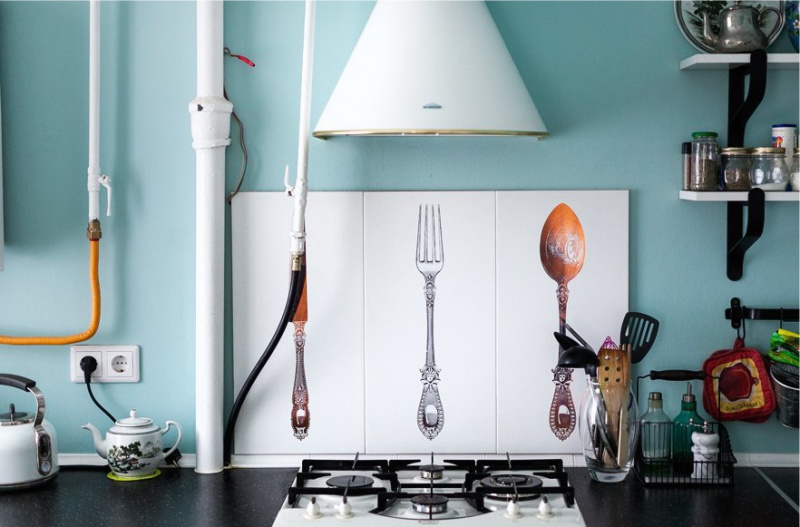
[597,337,628,467]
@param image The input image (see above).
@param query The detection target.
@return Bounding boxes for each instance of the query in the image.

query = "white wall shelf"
[680,190,799,202]
[680,53,799,70]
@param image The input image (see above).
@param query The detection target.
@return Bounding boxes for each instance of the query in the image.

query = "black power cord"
[80,356,117,423]
[223,265,305,466]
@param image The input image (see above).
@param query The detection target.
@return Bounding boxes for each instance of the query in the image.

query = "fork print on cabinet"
[416,204,445,440]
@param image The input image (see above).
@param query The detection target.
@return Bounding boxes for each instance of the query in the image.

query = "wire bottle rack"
[633,370,737,486]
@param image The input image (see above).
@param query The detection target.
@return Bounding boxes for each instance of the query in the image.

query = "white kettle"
[0,373,59,490]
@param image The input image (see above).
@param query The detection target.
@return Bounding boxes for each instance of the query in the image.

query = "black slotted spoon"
[620,312,659,364]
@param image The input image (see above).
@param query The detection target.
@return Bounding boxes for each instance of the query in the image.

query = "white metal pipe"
[289,0,316,256]
[87,0,100,221]
[191,0,231,474]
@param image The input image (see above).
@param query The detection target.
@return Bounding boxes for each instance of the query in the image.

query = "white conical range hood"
[313,0,548,138]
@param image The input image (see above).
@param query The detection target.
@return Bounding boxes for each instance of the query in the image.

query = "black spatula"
[620,312,659,364]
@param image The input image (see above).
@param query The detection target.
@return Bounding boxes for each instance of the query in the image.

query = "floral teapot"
[83,410,182,479]
[701,2,784,53]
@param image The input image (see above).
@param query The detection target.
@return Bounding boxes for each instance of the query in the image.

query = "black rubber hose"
[223,265,305,466]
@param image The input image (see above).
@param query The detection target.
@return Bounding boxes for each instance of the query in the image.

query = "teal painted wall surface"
[0,1,797,457]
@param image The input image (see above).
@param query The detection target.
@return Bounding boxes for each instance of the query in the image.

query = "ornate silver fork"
[416,204,444,440]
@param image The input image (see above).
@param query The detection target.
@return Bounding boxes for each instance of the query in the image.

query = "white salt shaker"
[691,420,720,479]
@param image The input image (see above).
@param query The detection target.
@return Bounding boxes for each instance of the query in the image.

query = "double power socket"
[70,345,140,383]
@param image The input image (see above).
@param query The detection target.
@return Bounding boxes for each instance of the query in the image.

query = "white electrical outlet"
[70,345,140,383]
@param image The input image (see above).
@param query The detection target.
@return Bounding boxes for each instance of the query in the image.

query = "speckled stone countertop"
[0,466,796,527]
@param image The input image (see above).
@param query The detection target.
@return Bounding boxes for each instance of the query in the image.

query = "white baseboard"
[57,452,797,470]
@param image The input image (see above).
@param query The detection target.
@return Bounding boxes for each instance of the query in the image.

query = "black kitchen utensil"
[620,312,660,364]
[554,332,598,377]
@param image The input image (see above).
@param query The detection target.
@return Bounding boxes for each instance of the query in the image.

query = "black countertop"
[0,466,796,527]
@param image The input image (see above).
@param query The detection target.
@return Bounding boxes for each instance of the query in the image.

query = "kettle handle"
[161,420,183,460]
[0,373,36,391]
[759,7,785,43]
[0,373,46,426]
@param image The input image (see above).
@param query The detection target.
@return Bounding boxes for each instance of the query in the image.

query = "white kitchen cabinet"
[231,191,628,460]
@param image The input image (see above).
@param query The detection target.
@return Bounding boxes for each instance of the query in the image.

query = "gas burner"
[410,494,449,514]
[326,475,375,489]
[479,474,543,500]
[418,464,444,480]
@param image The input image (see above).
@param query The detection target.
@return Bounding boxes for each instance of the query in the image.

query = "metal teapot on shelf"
[701,2,784,53]
[83,409,181,479]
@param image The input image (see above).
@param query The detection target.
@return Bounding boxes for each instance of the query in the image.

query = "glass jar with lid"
[750,147,788,191]
[790,147,799,191]
[720,148,751,190]
[690,132,720,191]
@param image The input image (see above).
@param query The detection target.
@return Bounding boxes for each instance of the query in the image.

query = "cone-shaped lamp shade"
[313,1,548,138]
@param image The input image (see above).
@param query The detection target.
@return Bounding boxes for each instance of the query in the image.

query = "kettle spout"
[81,423,107,459]
[701,11,718,48]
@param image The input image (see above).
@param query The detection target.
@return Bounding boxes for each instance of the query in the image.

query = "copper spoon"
[540,203,586,441]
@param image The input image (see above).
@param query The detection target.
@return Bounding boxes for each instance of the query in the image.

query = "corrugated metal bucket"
[770,366,799,428]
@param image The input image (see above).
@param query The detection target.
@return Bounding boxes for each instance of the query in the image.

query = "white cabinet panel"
[231,192,365,454]
[363,192,496,453]
[495,191,629,453]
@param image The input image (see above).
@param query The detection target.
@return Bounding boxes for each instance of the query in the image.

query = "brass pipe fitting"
[87,220,102,241]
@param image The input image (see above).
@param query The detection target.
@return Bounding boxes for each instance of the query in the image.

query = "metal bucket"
[770,366,799,428]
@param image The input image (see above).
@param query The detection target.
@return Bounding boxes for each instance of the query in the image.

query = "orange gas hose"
[0,239,100,346]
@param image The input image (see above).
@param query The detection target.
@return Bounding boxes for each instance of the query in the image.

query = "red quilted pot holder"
[702,337,776,422]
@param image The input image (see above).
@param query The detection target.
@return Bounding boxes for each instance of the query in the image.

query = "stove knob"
[537,496,554,519]
[504,498,522,519]
[304,497,322,520]
[336,497,353,519]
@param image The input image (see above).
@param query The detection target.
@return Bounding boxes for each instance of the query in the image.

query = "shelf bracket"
[727,188,765,281]
[727,49,767,148]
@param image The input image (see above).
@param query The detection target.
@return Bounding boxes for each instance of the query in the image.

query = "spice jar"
[750,147,789,191]
[790,147,799,191]
[721,148,751,191]
[690,132,720,191]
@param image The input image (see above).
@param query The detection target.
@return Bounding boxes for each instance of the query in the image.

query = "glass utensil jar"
[750,147,788,190]
[690,132,720,190]
[579,379,639,483]
[721,148,751,190]
[790,147,799,191]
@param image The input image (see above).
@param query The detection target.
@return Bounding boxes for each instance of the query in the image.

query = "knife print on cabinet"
[291,256,310,440]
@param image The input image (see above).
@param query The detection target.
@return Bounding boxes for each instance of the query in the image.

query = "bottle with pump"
[640,392,672,473]
[672,382,704,475]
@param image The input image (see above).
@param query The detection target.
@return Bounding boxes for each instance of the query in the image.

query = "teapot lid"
[111,409,158,433]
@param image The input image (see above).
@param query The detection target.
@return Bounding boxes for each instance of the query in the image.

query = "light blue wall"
[0,1,797,457]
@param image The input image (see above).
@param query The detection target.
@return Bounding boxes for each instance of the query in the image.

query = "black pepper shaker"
[682,142,692,190]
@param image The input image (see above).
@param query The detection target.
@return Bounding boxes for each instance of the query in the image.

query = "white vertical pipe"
[87,0,101,221]
[191,0,231,474]
[289,0,316,257]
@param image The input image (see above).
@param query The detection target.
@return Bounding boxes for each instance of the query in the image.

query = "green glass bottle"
[672,382,704,475]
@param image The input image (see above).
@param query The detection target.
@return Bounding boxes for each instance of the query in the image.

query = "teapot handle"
[161,420,183,460]
[759,7,785,43]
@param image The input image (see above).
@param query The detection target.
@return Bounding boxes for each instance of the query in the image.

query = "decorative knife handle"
[291,321,309,440]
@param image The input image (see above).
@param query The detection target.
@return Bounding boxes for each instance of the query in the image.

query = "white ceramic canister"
[772,124,798,163]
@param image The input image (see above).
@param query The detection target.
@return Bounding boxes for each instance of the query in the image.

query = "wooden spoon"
[540,204,586,440]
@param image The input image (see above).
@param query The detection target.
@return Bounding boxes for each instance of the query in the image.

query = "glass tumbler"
[579,379,639,483]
